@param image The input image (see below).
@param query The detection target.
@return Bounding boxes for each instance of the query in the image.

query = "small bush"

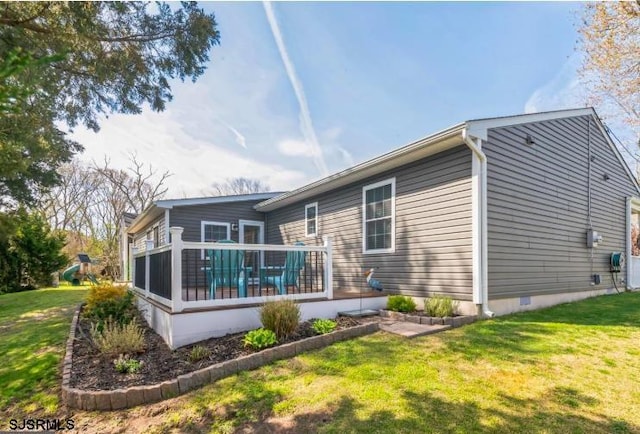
[387,295,417,313]
[312,318,337,335]
[188,345,211,363]
[113,355,143,374]
[91,319,145,356]
[424,295,457,317]
[243,328,277,350]
[86,283,128,312]
[260,300,300,340]
[85,285,136,331]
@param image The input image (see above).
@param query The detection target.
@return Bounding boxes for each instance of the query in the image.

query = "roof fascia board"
[590,114,640,195]
[255,124,466,211]
[466,108,594,141]
[128,192,282,234]
[128,206,165,234]
[156,192,281,209]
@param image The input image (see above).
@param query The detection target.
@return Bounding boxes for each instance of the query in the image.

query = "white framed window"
[201,221,231,258]
[305,202,318,237]
[146,225,159,249]
[362,178,395,254]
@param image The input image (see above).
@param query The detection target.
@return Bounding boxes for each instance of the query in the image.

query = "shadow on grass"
[232,387,636,434]
[0,287,86,416]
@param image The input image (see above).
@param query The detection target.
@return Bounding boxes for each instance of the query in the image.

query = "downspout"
[462,128,495,318]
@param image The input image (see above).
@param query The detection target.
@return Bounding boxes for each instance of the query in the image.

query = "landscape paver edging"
[61,305,380,411]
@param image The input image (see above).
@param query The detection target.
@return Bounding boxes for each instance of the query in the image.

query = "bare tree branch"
[208,177,271,196]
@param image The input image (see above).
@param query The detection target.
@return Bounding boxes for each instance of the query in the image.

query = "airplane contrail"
[217,117,247,149]
[263,1,329,177]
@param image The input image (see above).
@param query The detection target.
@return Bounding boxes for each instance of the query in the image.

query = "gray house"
[127,107,640,346]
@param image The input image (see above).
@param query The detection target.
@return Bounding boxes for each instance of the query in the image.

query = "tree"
[94,154,172,214]
[209,177,271,196]
[0,209,67,293]
[41,156,171,279]
[578,2,639,130]
[0,47,64,113]
[0,47,78,207]
[0,2,220,206]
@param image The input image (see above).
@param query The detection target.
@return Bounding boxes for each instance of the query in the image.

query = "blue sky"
[71,1,620,198]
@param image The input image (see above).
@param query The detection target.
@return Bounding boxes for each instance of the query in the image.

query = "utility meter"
[586,229,603,248]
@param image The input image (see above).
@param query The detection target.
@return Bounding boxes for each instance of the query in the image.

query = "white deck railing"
[132,226,333,312]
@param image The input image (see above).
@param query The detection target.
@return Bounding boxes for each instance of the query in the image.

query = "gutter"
[462,128,495,318]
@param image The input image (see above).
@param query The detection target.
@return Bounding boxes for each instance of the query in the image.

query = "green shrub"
[424,295,457,317]
[260,300,300,340]
[243,328,277,350]
[86,283,128,311]
[91,319,145,356]
[0,209,67,293]
[312,318,337,335]
[188,345,211,363]
[387,295,417,313]
[85,286,136,332]
[113,355,143,374]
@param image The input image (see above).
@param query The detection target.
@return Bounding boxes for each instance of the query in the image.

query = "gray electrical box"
[586,229,602,248]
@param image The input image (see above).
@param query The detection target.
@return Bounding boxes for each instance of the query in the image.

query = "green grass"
[4,285,640,433]
[0,284,87,417]
[140,292,640,434]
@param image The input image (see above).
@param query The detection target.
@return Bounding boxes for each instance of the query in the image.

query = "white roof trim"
[255,123,466,211]
[156,192,282,209]
[590,115,640,195]
[256,107,633,212]
[128,192,282,234]
[466,107,594,141]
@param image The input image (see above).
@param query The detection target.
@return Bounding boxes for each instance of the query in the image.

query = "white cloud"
[524,53,587,114]
[277,139,317,157]
[70,111,308,198]
[263,1,329,177]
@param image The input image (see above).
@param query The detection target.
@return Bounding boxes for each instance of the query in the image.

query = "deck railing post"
[145,240,154,297]
[170,227,184,312]
[323,235,333,300]
[131,247,138,289]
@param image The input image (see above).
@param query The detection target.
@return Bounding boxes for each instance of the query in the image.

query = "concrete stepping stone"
[379,320,451,338]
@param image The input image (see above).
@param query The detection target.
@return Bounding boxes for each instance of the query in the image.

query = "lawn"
[0,285,87,418]
[3,288,640,433]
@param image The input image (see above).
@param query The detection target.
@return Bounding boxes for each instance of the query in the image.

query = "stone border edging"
[61,307,379,411]
[379,310,478,327]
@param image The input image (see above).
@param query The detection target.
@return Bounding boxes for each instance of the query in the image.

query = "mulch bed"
[70,308,363,391]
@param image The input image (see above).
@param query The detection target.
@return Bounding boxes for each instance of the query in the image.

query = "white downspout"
[462,128,495,318]
[626,197,631,290]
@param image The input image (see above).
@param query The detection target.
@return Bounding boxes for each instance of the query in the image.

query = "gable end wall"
[485,115,638,299]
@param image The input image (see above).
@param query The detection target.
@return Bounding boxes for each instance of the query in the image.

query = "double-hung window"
[305,202,318,237]
[201,221,231,258]
[363,178,395,253]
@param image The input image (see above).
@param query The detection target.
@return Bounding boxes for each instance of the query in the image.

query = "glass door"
[239,220,264,284]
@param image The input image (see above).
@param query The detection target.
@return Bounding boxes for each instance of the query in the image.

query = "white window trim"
[362,177,396,254]
[146,223,160,249]
[200,221,231,259]
[305,202,318,237]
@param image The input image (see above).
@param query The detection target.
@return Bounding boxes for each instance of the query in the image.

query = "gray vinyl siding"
[169,200,266,243]
[133,215,165,251]
[485,115,638,299]
[266,145,473,300]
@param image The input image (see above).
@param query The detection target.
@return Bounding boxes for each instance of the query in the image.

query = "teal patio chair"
[207,240,248,299]
[261,242,306,295]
